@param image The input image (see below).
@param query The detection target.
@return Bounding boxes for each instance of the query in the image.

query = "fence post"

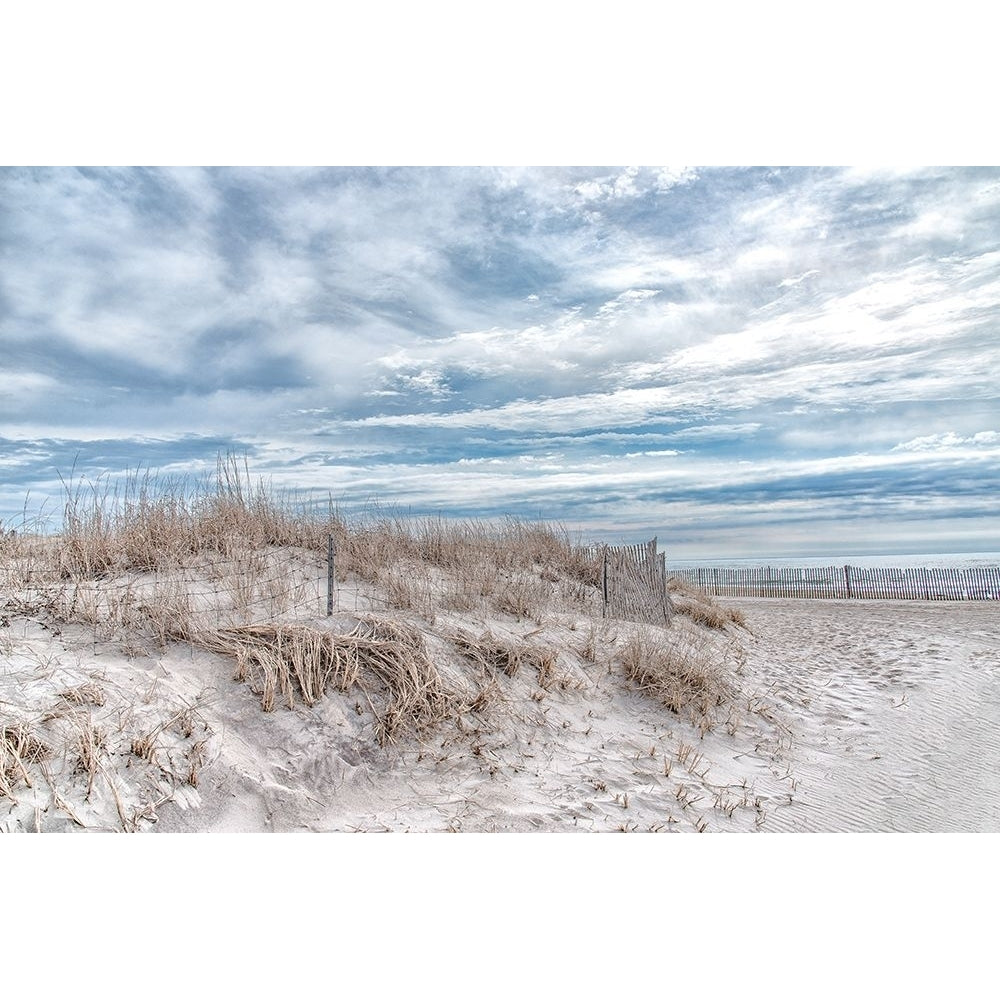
[844,564,852,599]
[327,534,335,616]
[660,550,673,621]
[602,545,608,618]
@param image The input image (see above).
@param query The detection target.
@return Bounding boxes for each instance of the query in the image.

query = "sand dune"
[4,484,998,833]
[5,571,997,833]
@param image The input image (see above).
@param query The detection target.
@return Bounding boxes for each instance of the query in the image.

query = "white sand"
[4,582,999,832]
[728,597,1000,832]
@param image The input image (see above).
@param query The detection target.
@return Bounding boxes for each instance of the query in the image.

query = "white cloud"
[623,449,681,458]
[1,371,60,402]
[892,431,1000,452]
[779,269,819,288]
[654,166,697,191]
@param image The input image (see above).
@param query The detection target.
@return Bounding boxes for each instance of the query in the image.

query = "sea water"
[665,552,1000,571]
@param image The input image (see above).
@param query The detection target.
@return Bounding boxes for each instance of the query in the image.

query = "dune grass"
[668,576,748,630]
[619,628,735,732]
[2,457,601,634]
[199,616,469,745]
[3,457,752,809]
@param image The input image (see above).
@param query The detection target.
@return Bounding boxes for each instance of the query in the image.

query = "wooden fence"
[669,565,1000,601]
[597,537,675,624]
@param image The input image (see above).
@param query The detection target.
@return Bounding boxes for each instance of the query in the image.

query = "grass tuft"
[668,577,748,630]
[619,629,734,730]
[202,617,467,746]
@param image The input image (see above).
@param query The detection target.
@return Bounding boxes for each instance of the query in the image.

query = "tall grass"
[46,456,597,587]
[0,458,609,680]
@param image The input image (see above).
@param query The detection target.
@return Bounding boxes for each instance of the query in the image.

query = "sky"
[2,165,999,558]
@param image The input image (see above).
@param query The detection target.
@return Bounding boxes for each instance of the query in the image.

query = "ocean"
[665,552,1000,571]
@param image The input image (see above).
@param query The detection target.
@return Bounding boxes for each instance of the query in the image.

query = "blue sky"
[2,165,998,557]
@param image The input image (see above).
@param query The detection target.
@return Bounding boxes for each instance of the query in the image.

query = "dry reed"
[201,617,467,745]
[450,629,564,690]
[619,629,734,729]
[668,577,747,630]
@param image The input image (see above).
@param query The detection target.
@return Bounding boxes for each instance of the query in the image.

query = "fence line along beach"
[668,563,1000,601]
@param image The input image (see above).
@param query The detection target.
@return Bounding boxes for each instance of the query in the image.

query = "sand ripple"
[734,599,1000,832]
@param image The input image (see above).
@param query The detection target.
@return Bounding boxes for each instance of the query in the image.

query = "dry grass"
[450,629,530,678]
[619,628,735,731]
[339,514,598,622]
[58,682,107,707]
[1,722,50,798]
[201,616,469,745]
[1,688,214,829]
[668,577,748,630]
[5,456,602,642]
[675,600,747,630]
[450,629,569,692]
[70,712,106,798]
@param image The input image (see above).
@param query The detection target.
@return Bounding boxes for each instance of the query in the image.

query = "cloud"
[2,166,998,556]
[892,431,1000,452]
[779,269,819,288]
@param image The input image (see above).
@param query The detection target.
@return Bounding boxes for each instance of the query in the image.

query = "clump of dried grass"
[70,713,106,798]
[202,617,466,745]
[619,629,734,730]
[58,682,107,707]
[668,577,747,631]
[450,629,565,691]
[451,629,532,678]
[675,600,747,630]
[1,722,50,797]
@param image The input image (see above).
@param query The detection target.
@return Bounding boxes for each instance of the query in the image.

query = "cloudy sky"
[2,165,998,557]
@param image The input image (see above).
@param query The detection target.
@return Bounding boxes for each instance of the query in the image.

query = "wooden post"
[327,534,335,616]
[602,545,608,618]
[844,565,852,599]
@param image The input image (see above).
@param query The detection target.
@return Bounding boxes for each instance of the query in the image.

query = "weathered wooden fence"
[597,537,675,624]
[669,565,1000,601]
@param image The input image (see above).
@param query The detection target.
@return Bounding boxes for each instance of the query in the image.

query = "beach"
[723,597,1000,832]
[4,530,997,832]
[152,595,1000,833]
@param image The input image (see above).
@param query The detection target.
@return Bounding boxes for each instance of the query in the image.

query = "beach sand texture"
[3,521,998,832]
[731,598,1000,832]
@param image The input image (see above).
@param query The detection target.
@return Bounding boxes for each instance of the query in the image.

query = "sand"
[728,597,1000,832]
[3,566,999,832]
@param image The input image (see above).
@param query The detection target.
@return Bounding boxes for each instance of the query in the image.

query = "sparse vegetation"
[1,455,767,832]
[619,628,735,731]
[668,576,748,630]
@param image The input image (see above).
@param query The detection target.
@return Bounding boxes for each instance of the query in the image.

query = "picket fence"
[669,564,1000,601]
